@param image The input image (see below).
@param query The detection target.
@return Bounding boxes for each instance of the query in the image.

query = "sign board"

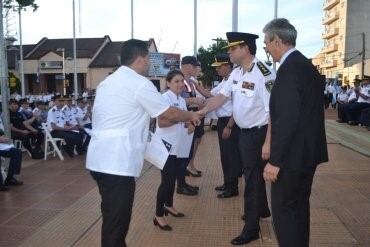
[55,74,65,80]
[39,61,63,69]
[148,53,180,77]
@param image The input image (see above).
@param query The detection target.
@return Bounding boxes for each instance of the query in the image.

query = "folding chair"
[41,123,65,161]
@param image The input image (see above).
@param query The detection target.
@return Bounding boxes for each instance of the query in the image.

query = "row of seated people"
[46,96,92,157]
[336,77,370,131]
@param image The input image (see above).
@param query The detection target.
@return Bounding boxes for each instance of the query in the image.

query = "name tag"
[242,81,255,90]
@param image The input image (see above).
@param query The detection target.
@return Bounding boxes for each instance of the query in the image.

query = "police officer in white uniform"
[195,53,242,198]
[86,39,201,247]
[47,96,84,157]
[199,32,275,245]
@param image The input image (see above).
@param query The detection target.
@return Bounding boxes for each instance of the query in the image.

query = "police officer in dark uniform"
[199,32,275,245]
[194,53,242,198]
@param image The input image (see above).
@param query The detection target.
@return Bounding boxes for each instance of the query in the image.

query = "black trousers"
[217,117,241,192]
[90,171,136,247]
[337,103,348,122]
[271,168,316,247]
[238,126,270,233]
[11,131,44,153]
[156,155,178,216]
[51,130,84,153]
[0,148,22,185]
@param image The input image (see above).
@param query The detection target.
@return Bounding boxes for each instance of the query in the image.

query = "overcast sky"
[11,0,324,60]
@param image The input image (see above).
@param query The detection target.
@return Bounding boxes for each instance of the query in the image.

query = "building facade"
[7,36,164,95]
[313,0,370,84]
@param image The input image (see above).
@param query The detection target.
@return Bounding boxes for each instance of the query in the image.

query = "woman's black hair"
[166,70,184,82]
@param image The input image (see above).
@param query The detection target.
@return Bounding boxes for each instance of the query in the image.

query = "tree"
[197,38,228,87]
[3,0,38,10]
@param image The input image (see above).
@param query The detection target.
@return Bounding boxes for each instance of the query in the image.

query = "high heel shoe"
[186,168,201,177]
[153,217,172,231]
[164,208,185,217]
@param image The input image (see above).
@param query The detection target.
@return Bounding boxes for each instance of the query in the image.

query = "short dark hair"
[239,43,256,55]
[166,70,184,82]
[9,99,18,105]
[120,39,149,66]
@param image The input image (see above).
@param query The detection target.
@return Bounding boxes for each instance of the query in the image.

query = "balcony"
[322,44,338,53]
[321,60,337,68]
[322,12,339,25]
[322,28,339,39]
[323,0,340,10]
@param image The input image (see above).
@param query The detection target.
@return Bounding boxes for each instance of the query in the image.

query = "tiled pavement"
[0,109,369,246]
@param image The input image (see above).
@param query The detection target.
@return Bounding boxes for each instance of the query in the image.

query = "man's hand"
[222,127,231,139]
[261,141,270,161]
[193,97,205,107]
[22,130,30,135]
[189,111,202,126]
[187,123,195,134]
[0,136,10,143]
[263,162,280,183]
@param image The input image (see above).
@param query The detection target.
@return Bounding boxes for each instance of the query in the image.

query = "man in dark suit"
[262,18,328,247]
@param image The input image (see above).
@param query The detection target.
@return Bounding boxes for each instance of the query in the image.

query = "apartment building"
[313,0,370,83]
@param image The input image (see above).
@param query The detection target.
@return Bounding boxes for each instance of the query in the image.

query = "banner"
[148,53,180,77]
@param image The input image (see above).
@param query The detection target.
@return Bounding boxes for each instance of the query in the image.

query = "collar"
[167,89,180,101]
[279,48,296,65]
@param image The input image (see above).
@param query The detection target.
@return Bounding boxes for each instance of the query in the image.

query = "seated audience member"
[47,97,84,157]
[18,99,33,119]
[0,117,23,191]
[346,77,370,125]
[9,99,44,159]
[336,86,349,123]
[76,98,92,149]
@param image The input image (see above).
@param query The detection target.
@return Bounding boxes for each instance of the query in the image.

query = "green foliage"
[3,0,38,11]
[8,72,21,94]
[197,39,228,87]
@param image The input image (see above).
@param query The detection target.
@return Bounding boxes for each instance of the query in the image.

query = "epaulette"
[256,62,271,76]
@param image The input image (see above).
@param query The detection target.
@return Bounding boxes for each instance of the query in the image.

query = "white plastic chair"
[42,122,65,161]
[12,139,31,157]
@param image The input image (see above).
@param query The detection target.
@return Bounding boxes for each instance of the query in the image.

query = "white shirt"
[279,48,297,65]
[337,91,348,102]
[47,106,67,129]
[220,58,276,129]
[357,84,370,103]
[210,78,232,117]
[86,66,170,177]
[155,90,187,155]
[62,105,78,126]
[76,106,92,126]
[348,90,358,102]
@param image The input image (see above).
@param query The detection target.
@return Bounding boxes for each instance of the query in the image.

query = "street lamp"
[56,48,66,95]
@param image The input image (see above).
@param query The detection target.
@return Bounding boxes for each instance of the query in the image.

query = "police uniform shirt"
[76,106,92,126]
[155,90,187,155]
[348,90,358,102]
[62,105,79,126]
[47,106,67,129]
[337,91,349,102]
[210,79,233,117]
[220,57,276,128]
[358,84,370,103]
[86,65,170,177]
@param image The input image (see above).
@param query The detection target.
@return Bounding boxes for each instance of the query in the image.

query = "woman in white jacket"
[153,70,195,231]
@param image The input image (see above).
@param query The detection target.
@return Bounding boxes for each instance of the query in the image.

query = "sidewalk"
[0,112,369,246]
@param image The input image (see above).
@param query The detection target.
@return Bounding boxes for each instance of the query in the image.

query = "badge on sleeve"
[257,62,271,76]
[242,81,255,90]
[265,80,275,93]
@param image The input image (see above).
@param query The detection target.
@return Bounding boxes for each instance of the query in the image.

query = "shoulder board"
[256,62,271,76]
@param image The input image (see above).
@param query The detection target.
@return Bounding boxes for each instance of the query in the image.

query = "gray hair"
[263,18,297,46]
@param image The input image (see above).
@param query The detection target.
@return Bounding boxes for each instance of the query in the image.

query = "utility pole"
[232,0,238,31]
[0,2,11,137]
[361,32,365,79]
[194,0,197,55]
[131,0,134,39]
[73,0,78,99]
[18,7,25,97]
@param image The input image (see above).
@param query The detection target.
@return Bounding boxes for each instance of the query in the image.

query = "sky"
[9,0,324,60]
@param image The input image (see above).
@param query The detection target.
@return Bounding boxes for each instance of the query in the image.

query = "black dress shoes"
[177,186,197,196]
[217,190,238,199]
[215,184,226,191]
[231,232,259,245]
[5,178,23,186]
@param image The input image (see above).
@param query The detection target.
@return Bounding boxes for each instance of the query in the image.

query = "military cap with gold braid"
[223,32,259,54]
[211,53,231,67]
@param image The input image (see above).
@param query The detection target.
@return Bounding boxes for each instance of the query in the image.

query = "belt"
[240,125,267,132]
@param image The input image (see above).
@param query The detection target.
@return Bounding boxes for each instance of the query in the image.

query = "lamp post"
[56,48,66,95]
[72,0,78,99]
[18,7,25,98]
